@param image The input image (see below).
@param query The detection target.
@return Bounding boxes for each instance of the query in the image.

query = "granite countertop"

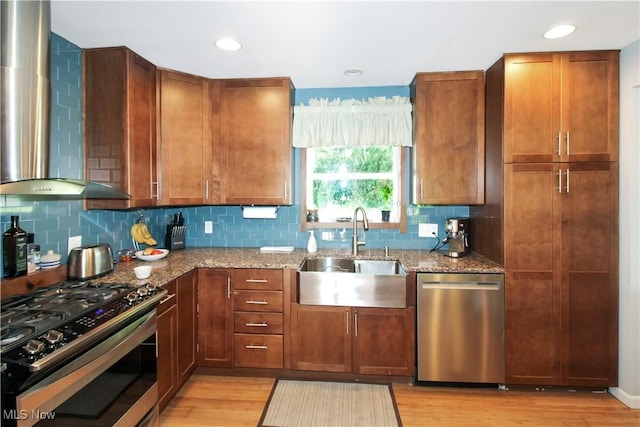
[98,247,504,288]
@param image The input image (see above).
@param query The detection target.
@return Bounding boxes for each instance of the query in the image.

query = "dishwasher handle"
[420,281,501,291]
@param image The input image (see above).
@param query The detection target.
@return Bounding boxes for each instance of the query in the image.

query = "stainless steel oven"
[1,281,167,427]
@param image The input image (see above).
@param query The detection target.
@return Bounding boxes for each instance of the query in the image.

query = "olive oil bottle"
[3,215,28,278]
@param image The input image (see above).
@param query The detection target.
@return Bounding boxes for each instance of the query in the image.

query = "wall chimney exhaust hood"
[0,0,130,199]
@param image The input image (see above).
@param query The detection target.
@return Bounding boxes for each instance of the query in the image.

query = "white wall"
[610,39,640,409]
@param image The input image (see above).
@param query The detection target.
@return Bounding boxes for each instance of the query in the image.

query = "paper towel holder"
[241,205,279,219]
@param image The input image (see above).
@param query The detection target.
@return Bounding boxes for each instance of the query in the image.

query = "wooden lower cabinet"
[233,269,285,369]
[234,334,284,369]
[290,304,415,376]
[197,269,234,367]
[353,307,415,376]
[157,281,177,412]
[157,272,198,412]
[503,162,618,386]
[176,270,197,385]
[290,305,351,372]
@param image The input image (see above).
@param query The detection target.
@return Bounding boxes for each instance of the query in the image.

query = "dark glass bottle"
[3,215,28,278]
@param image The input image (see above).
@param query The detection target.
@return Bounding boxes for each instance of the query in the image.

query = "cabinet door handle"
[557,169,563,193]
[566,131,570,156]
[245,344,268,349]
[345,309,349,336]
[159,294,176,305]
[227,277,231,300]
[245,279,268,283]
[246,300,268,305]
[205,180,209,200]
[565,169,570,193]
[557,131,562,156]
[354,312,358,337]
[152,181,159,200]
[246,322,268,327]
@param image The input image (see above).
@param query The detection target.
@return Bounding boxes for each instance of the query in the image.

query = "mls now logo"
[3,409,56,421]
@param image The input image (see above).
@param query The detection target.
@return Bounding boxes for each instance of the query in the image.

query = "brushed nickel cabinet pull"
[246,322,268,327]
[227,277,231,299]
[566,132,570,156]
[246,300,268,305]
[557,169,563,193]
[205,180,209,200]
[565,169,570,193]
[245,344,268,349]
[345,309,349,336]
[159,294,176,305]
[557,131,562,156]
[245,279,268,283]
[152,181,159,199]
[354,312,358,337]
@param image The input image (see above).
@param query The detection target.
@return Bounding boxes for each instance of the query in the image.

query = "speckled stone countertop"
[97,248,504,287]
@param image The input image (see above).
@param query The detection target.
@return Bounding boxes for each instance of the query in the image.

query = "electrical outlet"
[204,221,213,234]
[68,235,82,253]
[418,223,438,238]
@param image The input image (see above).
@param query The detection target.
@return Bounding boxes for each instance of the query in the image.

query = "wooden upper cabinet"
[219,78,293,205]
[560,52,619,162]
[410,71,485,205]
[84,47,157,209]
[504,51,619,163]
[157,69,214,205]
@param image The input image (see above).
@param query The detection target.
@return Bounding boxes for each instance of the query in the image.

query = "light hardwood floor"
[160,374,640,427]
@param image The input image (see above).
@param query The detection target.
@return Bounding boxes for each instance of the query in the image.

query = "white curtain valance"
[292,96,412,148]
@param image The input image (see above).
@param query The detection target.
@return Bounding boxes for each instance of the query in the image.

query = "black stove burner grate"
[0,280,139,355]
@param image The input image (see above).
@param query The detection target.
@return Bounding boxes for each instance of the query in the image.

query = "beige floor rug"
[258,379,402,427]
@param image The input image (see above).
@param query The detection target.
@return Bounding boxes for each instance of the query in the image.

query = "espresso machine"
[443,217,469,257]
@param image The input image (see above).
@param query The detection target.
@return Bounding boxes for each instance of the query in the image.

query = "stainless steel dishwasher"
[417,272,505,384]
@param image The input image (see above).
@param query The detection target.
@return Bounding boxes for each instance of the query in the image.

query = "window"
[301,147,407,230]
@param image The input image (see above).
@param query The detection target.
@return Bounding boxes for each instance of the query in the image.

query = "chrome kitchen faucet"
[352,207,369,256]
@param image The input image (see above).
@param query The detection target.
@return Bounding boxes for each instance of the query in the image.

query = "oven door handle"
[16,310,157,426]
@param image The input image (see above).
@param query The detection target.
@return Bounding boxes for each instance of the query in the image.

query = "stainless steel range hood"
[0,0,130,199]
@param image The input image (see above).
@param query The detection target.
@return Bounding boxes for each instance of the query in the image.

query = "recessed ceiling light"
[544,24,576,39]
[344,69,363,77]
[215,38,242,51]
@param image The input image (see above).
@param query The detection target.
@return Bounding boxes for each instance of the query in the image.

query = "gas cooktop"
[0,280,166,372]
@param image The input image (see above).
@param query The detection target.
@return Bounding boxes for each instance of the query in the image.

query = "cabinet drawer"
[234,290,283,312]
[234,334,283,369]
[157,281,177,316]
[235,269,283,290]
[234,312,283,334]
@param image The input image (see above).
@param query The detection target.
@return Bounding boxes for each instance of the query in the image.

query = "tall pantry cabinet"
[471,50,619,387]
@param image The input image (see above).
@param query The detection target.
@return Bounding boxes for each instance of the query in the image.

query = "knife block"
[165,225,186,250]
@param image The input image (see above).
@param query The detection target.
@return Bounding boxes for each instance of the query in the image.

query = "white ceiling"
[51,1,640,89]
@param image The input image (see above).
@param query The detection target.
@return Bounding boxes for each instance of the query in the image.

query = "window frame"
[300,147,408,232]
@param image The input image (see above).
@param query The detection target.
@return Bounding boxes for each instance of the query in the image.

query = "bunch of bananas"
[130,222,157,246]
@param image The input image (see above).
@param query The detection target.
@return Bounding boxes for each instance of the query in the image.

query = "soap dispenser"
[307,230,317,253]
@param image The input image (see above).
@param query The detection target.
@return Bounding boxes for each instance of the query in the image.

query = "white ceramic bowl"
[135,249,169,261]
[133,265,152,279]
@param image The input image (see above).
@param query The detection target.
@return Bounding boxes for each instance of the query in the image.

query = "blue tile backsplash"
[0,33,468,277]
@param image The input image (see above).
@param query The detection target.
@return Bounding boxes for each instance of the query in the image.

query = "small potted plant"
[380,183,392,222]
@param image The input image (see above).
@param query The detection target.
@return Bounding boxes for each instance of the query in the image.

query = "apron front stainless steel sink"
[297,257,409,308]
